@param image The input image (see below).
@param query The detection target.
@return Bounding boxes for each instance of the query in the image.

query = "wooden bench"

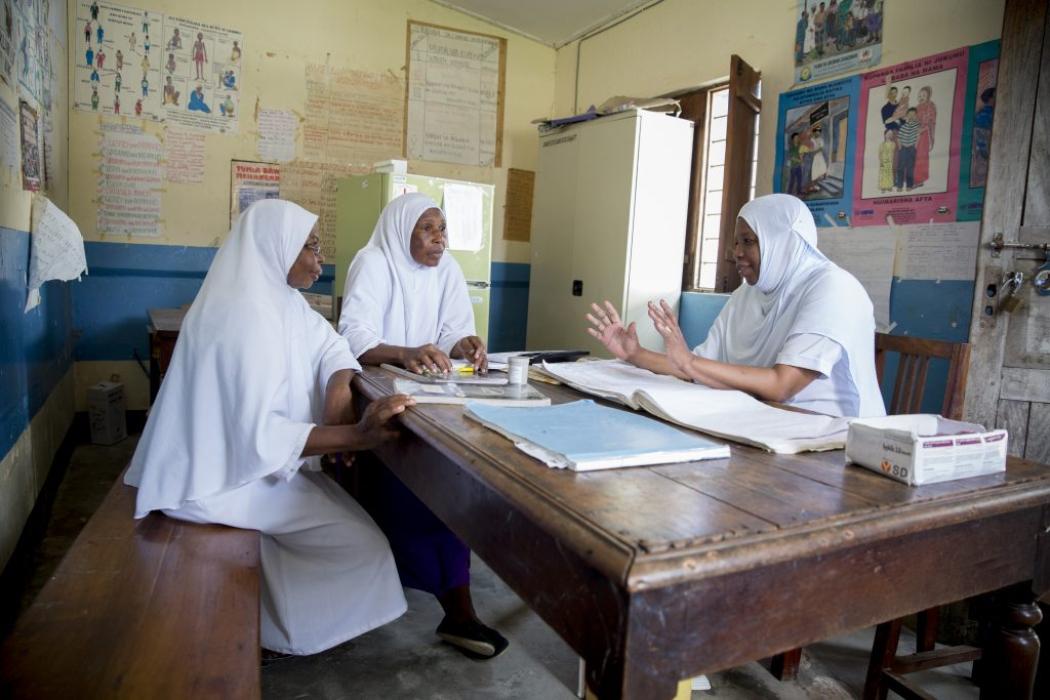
[0,476,260,699]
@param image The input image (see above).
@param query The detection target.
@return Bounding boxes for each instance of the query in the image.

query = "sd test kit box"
[845,414,1007,486]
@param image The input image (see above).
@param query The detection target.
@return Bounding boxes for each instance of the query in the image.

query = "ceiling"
[430,0,660,48]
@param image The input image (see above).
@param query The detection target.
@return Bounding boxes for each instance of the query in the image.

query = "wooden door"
[966,0,1050,461]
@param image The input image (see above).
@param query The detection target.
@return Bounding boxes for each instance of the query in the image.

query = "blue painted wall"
[0,227,75,459]
[489,262,529,352]
[73,241,531,360]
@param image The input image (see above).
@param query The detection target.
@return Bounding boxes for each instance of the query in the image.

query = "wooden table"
[147,307,187,403]
[353,366,1050,699]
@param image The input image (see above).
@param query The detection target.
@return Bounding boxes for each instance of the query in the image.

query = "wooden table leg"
[979,583,1042,700]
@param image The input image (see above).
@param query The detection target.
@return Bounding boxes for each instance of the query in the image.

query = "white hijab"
[338,192,475,357]
[126,199,359,517]
[694,194,884,417]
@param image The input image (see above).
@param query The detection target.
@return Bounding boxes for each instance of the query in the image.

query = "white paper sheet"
[25,195,87,312]
[257,108,297,163]
[164,127,205,183]
[817,226,896,331]
[894,222,980,281]
[0,98,18,176]
[442,183,483,252]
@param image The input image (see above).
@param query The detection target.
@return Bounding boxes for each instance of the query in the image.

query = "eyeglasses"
[303,240,321,256]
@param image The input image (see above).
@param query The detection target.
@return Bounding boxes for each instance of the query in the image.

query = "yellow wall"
[66,0,556,264]
[554,0,1006,197]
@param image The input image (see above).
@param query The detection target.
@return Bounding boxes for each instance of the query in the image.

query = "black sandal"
[435,617,509,660]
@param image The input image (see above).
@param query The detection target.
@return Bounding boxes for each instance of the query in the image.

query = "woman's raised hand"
[403,343,453,375]
[352,394,415,450]
[648,299,693,371]
[586,300,639,361]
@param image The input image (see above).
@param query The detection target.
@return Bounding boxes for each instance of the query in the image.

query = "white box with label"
[845,414,1007,486]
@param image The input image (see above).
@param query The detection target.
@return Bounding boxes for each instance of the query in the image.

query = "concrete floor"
[9,434,980,699]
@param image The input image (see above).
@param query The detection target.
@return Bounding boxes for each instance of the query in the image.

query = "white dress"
[804,16,816,55]
[126,199,406,654]
[810,136,828,180]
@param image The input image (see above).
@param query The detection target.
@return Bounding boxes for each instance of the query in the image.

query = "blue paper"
[466,399,727,469]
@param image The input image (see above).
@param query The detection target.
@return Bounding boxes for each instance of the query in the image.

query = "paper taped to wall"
[817,226,895,330]
[443,183,484,252]
[25,195,87,312]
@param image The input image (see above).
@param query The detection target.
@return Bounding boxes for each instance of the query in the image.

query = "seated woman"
[338,193,507,659]
[125,199,414,657]
[586,193,885,418]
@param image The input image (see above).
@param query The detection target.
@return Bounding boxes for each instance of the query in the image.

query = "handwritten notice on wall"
[279,160,353,258]
[303,64,402,167]
[817,226,896,330]
[97,122,163,236]
[164,127,205,183]
[230,159,279,226]
[503,168,534,242]
[893,222,980,281]
[257,108,297,162]
[406,22,504,167]
[0,98,18,177]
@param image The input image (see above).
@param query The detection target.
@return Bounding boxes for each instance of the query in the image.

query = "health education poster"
[73,1,241,134]
[957,39,999,222]
[794,0,883,84]
[19,98,41,190]
[774,75,860,225]
[230,159,280,227]
[852,46,968,227]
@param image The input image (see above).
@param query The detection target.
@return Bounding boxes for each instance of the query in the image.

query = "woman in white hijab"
[338,193,508,660]
[587,193,885,418]
[125,199,414,657]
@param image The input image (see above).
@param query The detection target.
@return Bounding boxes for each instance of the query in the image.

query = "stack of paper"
[539,360,850,454]
[465,400,729,471]
[393,379,550,406]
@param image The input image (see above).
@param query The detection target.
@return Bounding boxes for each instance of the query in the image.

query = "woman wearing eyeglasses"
[125,199,414,658]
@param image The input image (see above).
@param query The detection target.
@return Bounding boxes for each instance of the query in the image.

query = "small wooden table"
[352,366,1050,699]
[147,307,187,403]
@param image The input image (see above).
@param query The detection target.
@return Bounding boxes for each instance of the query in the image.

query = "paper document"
[541,360,850,454]
[25,195,87,312]
[466,399,728,471]
[894,222,980,281]
[817,227,895,330]
[442,183,484,252]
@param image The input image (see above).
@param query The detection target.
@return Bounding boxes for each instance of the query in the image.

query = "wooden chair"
[770,333,972,688]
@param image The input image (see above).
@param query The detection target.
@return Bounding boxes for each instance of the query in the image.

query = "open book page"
[543,360,849,454]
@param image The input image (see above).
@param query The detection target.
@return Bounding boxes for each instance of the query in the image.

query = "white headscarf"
[125,199,359,517]
[694,194,885,417]
[338,192,475,357]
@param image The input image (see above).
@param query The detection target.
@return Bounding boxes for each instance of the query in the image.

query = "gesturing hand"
[647,299,693,372]
[403,343,453,376]
[453,335,488,373]
[353,394,415,450]
[585,300,640,362]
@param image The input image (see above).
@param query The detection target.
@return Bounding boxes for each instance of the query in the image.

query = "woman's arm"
[302,394,415,456]
[584,300,690,380]
[648,300,819,402]
[359,343,453,374]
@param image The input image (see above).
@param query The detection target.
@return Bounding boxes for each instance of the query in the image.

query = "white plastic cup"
[508,356,529,385]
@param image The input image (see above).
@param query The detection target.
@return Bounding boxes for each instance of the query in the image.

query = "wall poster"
[405,21,505,167]
[852,47,968,226]
[19,98,40,190]
[795,0,883,84]
[957,39,999,222]
[230,159,280,227]
[774,75,860,224]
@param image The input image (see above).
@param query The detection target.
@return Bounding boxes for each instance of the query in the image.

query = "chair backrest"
[874,333,971,420]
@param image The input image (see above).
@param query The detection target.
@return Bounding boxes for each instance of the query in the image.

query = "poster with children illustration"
[162,15,241,134]
[957,40,999,222]
[72,1,163,121]
[794,0,883,84]
[852,47,968,226]
[774,75,859,224]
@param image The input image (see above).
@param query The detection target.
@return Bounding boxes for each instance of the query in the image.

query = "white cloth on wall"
[338,192,475,357]
[125,199,405,654]
[693,194,885,418]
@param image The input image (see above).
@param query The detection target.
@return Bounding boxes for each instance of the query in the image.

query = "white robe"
[338,192,475,357]
[125,199,406,654]
[694,194,886,418]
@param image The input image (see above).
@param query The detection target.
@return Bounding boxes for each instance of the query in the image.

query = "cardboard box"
[846,414,1007,486]
[88,381,127,445]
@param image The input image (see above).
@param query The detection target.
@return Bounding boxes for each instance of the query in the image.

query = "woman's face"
[409,208,447,267]
[286,227,324,289]
[733,219,761,286]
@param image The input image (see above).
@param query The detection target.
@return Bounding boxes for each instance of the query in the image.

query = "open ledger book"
[538,360,850,454]
[465,399,729,471]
